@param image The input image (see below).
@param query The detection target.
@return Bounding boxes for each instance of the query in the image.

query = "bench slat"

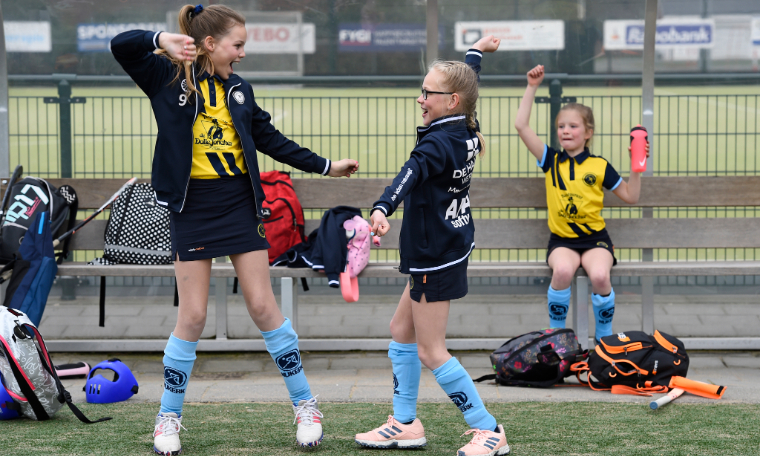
[66,217,760,251]
[17,176,760,210]
[56,260,760,279]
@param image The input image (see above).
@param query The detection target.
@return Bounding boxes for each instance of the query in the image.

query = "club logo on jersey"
[583,173,597,187]
[549,303,568,320]
[276,349,303,377]
[257,223,266,238]
[596,241,609,249]
[393,374,399,395]
[164,367,188,393]
[181,79,188,92]
[598,307,615,324]
[448,392,473,412]
[233,91,245,104]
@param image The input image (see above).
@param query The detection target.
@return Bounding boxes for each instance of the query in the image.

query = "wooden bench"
[16,176,760,351]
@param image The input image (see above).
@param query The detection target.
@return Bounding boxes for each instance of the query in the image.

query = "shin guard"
[388,341,421,423]
[262,318,312,404]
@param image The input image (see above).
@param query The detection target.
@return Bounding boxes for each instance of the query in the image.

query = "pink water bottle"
[630,125,648,172]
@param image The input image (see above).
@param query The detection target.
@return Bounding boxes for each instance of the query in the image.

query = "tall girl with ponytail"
[112,4,358,454]
[358,37,511,456]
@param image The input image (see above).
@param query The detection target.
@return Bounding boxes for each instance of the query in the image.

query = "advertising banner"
[339,23,441,52]
[454,21,565,52]
[752,18,760,47]
[245,23,315,54]
[78,23,166,52]
[604,19,715,50]
[5,21,51,52]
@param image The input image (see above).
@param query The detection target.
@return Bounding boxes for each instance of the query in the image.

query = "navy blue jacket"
[371,49,484,274]
[274,206,362,286]
[110,30,330,214]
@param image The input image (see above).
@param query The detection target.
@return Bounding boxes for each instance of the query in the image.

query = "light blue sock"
[593,289,616,341]
[388,341,421,423]
[160,333,198,415]
[433,357,496,431]
[261,318,312,405]
[548,285,571,328]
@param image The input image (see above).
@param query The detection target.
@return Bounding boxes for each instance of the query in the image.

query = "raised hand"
[327,159,360,178]
[527,65,545,87]
[472,35,501,53]
[158,33,196,62]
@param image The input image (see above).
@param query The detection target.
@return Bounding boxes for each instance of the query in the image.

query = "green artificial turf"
[1,402,759,455]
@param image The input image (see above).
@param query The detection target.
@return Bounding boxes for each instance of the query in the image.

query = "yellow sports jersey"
[539,145,622,238]
[191,75,248,179]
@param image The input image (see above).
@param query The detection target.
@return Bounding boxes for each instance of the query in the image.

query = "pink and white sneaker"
[293,396,324,447]
[355,415,427,449]
[457,424,510,456]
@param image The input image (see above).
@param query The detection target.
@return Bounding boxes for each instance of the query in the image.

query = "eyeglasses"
[421,88,453,100]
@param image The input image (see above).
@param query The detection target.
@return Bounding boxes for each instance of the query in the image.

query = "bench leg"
[641,276,655,334]
[281,277,298,331]
[573,275,590,349]
[215,257,228,340]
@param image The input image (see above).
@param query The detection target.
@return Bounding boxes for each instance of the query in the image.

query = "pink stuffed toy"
[340,216,381,302]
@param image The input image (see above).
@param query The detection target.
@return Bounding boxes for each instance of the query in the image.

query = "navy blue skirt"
[169,174,270,261]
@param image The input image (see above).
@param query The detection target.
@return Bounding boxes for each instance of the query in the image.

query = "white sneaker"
[153,412,185,455]
[293,396,324,447]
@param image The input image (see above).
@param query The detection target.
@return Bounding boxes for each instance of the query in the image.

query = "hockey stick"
[649,388,685,410]
[50,177,137,248]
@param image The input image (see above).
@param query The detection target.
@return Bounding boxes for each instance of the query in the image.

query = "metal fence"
[8,78,760,287]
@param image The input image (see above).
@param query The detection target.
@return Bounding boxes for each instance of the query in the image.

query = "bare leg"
[172,256,212,341]
[411,295,451,370]
[390,283,416,344]
[229,249,285,332]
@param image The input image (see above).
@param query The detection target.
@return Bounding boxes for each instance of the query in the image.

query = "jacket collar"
[416,114,467,139]
[196,71,243,87]
[558,147,590,164]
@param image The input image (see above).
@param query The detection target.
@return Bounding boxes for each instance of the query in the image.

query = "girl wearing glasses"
[357,36,510,456]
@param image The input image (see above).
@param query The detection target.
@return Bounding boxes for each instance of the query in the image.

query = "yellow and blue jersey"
[538,145,622,238]
[191,75,248,179]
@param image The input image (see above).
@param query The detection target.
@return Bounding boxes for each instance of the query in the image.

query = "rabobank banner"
[339,23,442,52]
[604,19,715,50]
[78,23,166,52]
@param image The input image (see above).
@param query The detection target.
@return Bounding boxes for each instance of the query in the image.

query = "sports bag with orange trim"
[570,330,689,396]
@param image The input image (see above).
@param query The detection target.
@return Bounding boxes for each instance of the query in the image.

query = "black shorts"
[409,259,468,303]
[546,229,617,266]
[170,174,270,261]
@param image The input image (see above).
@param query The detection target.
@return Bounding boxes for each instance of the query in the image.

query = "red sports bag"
[260,171,306,265]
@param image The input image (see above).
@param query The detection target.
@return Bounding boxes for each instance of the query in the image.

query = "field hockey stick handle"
[650,388,684,410]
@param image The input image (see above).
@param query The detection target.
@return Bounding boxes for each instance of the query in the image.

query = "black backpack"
[570,330,689,395]
[0,175,78,265]
[474,328,587,388]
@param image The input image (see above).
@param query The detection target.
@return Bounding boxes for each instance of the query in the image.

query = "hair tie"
[190,4,203,18]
